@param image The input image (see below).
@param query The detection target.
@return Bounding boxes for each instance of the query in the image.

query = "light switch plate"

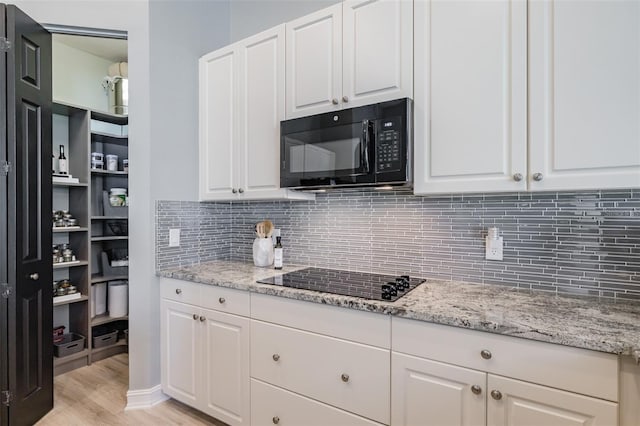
[169,229,180,247]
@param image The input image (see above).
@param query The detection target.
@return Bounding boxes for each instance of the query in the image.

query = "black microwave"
[280,98,413,190]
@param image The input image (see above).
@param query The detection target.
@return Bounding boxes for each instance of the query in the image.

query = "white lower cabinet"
[160,280,250,426]
[391,353,486,426]
[251,379,382,426]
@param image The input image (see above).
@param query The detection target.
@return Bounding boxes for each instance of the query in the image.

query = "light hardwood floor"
[36,354,226,426]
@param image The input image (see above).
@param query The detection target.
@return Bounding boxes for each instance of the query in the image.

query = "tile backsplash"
[156,189,640,300]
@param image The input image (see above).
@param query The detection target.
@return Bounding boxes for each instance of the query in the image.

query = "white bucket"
[108,280,128,317]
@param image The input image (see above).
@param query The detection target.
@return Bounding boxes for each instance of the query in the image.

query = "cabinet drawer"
[251,320,390,424]
[160,278,201,306]
[200,285,250,317]
[251,379,383,426]
[251,293,390,348]
[392,318,619,402]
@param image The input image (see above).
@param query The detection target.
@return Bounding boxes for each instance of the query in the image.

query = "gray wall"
[230,0,341,42]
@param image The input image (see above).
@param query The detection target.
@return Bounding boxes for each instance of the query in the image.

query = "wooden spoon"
[255,221,265,238]
[263,220,274,238]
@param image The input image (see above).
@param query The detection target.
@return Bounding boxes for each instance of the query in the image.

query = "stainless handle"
[342,96,349,103]
[175,288,182,295]
[361,119,372,173]
[238,188,244,193]
[341,373,349,383]
[218,297,226,304]
[513,173,523,182]
[29,273,39,280]
[533,173,544,181]
[332,98,339,105]
[471,385,482,395]
[480,349,492,360]
[272,416,280,424]
[232,188,238,194]
[272,354,280,362]
[491,390,503,400]
[199,316,206,322]
[192,314,198,320]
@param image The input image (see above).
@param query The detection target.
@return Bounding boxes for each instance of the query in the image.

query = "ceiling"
[54,34,128,63]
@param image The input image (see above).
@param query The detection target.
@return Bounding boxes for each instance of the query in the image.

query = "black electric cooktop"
[256,267,424,302]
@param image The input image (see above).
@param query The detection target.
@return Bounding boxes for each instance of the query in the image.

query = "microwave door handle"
[362,119,372,173]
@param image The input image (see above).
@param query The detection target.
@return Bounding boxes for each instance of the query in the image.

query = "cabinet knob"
[491,390,503,400]
[272,354,280,362]
[341,373,350,383]
[238,188,244,194]
[218,297,226,304]
[199,316,206,322]
[332,98,339,105]
[29,273,39,281]
[480,349,492,360]
[175,288,182,295]
[232,188,238,194]
[513,173,523,182]
[533,172,544,181]
[342,96,349,103]
[272,416,280,424]
[471,385,482,395]
[192,314,198,320]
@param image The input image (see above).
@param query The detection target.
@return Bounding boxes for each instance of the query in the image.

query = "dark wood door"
[1,5,9,425]
[3,4,53,425]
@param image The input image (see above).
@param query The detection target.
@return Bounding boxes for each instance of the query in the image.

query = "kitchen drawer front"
[251,320,390,424]
[251,379,383,426]
[251,292,390,348]
[160,278,201,306]
[200,284,250,317]
[392,318,619,402]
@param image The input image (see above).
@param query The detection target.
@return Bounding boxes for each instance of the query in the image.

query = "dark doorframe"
[1,3,9,426]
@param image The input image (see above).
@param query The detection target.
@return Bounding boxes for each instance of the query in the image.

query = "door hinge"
[2,161,11,176]
[1,283,11,299]
[0,37,11,52]
[1,390,12,406]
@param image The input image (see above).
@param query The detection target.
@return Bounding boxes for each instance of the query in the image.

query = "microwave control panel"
[376,117,402,172]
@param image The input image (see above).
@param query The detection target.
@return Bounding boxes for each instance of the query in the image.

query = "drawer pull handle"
[533,172,544,181]
[341,373,349,383]
[480,349,492,360]
[272,354,280,362]
[219,297,226,304]
[175,288,182,294]
[199,316,206,322]
[471,385,482,395]
[272,416,280,424]
[491,390,502,400]
[513,173,523,182]
[192,314,198,320]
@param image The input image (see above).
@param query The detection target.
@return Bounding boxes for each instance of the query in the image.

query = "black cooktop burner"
[256,267,424,302]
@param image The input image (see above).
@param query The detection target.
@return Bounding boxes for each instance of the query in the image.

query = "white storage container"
[108,280,128,317]
[92,282,107,317]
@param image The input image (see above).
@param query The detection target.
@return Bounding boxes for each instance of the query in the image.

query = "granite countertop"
[158,260,640,361]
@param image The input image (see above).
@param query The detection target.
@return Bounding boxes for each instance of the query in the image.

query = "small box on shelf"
[102,191,128,217]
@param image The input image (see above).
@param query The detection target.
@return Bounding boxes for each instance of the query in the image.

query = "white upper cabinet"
[414,0,527,194]
[343,0,413,108]
[286,4,343,118]
[528,0,640,191]
[286,1,414,119]
[199,46,238,200]
[199,25,313,201]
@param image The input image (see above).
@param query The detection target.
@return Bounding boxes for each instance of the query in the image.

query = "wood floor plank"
[36,354,226,426]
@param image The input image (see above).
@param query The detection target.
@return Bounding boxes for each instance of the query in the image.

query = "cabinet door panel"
[343,0,413,108]
[199,46,238,200]
[529,0,640,190]
[488,375,618,426]
[161,300,200,406]
[286,4,342,118]
[392,353,486,426]
[201,309,250,426]
[237,25,285,198]
[414,0,527,194]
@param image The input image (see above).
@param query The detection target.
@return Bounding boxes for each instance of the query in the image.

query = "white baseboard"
[125,384,169,410]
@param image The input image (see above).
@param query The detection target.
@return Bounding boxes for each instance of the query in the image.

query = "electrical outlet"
[485,236,503,261]
[169,229,181,247]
